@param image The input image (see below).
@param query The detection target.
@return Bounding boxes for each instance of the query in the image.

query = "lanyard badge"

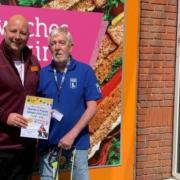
[53,61,70,98]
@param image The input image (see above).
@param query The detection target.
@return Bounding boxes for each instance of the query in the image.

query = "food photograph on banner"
[0,0,124,169]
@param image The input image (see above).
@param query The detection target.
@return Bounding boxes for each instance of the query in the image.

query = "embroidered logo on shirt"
[31,66,39,72]
[70,78,77,89]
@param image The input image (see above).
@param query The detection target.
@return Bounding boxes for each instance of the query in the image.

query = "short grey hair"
[48,26,73,46]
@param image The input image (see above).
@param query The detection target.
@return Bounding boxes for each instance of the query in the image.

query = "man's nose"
[14,32,20,39]
[55,43,61,50]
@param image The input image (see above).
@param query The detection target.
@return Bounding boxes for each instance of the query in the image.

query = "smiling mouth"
[55,53,63,57]
[12,42,22,46]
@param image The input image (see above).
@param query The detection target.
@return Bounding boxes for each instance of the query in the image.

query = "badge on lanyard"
[52,109,64,122]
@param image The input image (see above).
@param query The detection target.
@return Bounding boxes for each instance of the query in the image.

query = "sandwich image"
[88,12,124,165]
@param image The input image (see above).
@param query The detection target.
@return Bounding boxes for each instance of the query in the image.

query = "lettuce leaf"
[101,57,122,86]
[104,0,124,21]
[107,138,120,165]
[18,0,47,6]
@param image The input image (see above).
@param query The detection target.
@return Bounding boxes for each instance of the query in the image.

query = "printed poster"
[0,0,124,168]
[21,96,53,139]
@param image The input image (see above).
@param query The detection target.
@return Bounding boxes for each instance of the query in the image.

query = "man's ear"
[27,31,30,39]
[69,43,74,52]
[3,26,7,35]
[48,44,51,51]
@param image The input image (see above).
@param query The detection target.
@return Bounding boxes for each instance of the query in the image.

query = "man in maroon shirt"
[0,14,40,179]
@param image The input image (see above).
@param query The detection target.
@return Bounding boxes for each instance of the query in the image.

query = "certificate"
[20,96,53,139]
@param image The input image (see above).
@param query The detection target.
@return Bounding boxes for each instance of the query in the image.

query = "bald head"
[4,14,29,57]
[7,14,29,30]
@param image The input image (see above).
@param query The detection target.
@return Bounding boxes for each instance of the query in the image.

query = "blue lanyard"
[53,61,70,96]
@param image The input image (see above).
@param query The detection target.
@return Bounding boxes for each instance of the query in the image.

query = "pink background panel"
[0,5,105,67]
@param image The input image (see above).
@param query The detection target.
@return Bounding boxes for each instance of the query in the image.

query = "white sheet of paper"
[20,96,53,139]
[52,109,63,122]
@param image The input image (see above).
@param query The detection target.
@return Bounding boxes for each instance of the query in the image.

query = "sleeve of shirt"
[0,108,9,123]
[84,66,102,101]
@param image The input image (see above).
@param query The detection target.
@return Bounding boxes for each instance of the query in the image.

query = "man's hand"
[58,131,76,150]
[58,101,97,150]
[7,113,28,128]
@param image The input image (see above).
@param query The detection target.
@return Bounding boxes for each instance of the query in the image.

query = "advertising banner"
[0,0,123,171]
[0,5,106,66]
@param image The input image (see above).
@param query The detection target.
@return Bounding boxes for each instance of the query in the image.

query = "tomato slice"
[97,68,122,104]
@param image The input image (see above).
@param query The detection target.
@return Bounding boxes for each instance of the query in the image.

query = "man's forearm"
[69,101,97,138]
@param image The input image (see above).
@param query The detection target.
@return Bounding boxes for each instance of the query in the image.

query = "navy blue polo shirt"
[37,58,102,150]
